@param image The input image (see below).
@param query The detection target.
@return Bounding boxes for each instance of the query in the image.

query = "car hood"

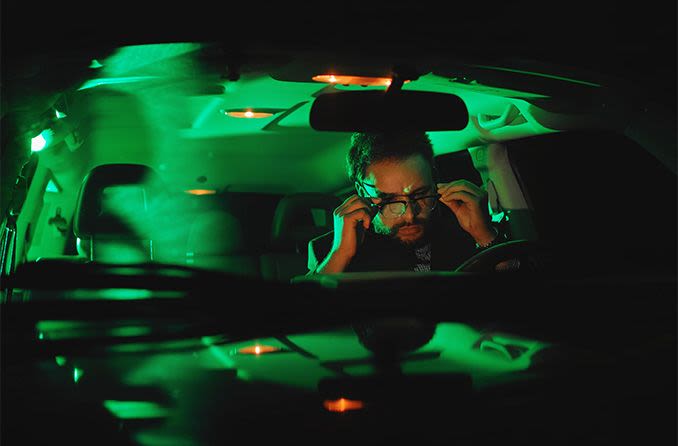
[3,261,676,445]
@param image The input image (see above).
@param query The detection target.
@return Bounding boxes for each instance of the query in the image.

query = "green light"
[491,210,505,223]
[31,129,54,152]
[201,336,237,368]
[55,356,67,366]
[38,332,44,340]
[73,367,84,383]
[55,110,67,119]
[89,59,104,69]
[103,400,169,419]
[77,76,160,91]
[109,326,152,337]
[45,179,60,193]
[96,289,154,300]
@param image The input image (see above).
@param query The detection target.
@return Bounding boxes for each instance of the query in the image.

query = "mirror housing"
[309,90,468,132]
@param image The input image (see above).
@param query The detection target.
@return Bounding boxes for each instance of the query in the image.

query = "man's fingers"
[439,190,478,205]
[344,208,373,229]
[335,195,372,216]
[437,181,484,198]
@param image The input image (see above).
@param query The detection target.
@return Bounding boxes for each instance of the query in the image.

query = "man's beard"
[373,217,431,248]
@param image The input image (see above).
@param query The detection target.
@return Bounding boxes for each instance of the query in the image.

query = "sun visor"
[309,90,468,132]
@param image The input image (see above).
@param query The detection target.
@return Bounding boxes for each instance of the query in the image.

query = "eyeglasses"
[357,181,441,219]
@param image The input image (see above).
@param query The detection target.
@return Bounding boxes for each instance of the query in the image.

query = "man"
[307,132,506,274]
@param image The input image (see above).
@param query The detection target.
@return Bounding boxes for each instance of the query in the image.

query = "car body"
[1,2,676,445]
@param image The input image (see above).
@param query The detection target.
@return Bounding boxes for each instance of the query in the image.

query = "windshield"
[2,4,676,446]
[3,39,676,285]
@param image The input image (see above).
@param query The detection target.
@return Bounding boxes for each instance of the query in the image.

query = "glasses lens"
[416,196,438,210]
[381,202,406,218]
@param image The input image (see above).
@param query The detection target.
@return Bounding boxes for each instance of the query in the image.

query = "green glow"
[103,400,169,419]
[201,336,237,368]
[89,59,103,69]
[95,289,154,300]
[102,43,202,76]
[110,338,200,353]
[55,110,67,119]
[218,337,332,389]
[470,64,601,87]
[45,179,60,193]
[37,320,152,341]
[109,326,152,337]
[63,288,168,300]
[55,356,67,366]
[31,129,54,152]
[134,431,198,446]
[38,332,44,340]
[77,76,160,91]
[491,209,505,223]
[73,367,84,383]
[402,324,548,388]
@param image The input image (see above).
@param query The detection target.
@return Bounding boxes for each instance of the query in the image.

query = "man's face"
[359,154,437,247]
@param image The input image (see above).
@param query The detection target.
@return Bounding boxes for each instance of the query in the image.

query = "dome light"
[237,345,280,355]
[312,74,408,87]
[185,189,217,196]
[323,398,364,413]
[225,109,274,119]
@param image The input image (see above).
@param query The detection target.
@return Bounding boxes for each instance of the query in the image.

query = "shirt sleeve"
[306,240,320,274]
[306,231,333,275]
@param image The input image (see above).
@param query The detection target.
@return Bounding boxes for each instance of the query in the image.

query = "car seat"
[260,192,340,282]
[73,163,165,263]
[185,209,260,277]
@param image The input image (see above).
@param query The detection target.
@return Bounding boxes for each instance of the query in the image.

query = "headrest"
[270,193,341,252]
[73,163,164,240]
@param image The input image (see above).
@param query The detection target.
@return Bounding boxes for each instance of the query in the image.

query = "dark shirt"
[307,206,479,273]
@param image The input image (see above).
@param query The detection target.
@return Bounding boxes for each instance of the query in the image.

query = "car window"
[506,129,677,272]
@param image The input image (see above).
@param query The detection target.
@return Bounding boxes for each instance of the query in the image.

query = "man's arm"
[306,232,353,275]
[437,180,498,246]
[307,194,373,275]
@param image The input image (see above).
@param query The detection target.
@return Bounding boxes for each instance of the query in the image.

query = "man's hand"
[315,194,374,274]
[330,194,374,258]
[437,180,496,246]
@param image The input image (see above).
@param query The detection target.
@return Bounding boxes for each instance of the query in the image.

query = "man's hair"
[346,132,435,182]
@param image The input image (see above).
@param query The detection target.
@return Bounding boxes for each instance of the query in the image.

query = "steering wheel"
[454,239,544,273]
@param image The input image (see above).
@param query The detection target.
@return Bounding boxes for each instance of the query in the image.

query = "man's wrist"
[475,226,506,249]
[316,249,353,274]
[472,225,499,247]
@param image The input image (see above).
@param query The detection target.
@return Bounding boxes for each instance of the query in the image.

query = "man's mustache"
[394,219,428,231]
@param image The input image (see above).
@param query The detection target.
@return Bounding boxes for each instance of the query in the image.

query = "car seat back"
[73,163,164,263]
[260,192,340,282]
[185,209,260,277]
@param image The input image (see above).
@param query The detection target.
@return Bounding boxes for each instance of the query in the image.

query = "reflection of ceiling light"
[323,398,364,413]
[238,345,280,355]
[312,74,409,87]
[73,367,84,383]
[185,189,217,196]
[103,400,170,420]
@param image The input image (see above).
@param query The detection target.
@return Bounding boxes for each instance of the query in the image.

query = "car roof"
[1,1,675,199]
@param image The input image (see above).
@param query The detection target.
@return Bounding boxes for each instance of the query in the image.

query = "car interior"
[1,4,675,446]
[4,42,674,285]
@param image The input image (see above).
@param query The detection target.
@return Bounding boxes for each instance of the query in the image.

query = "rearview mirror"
[309,90,468,132]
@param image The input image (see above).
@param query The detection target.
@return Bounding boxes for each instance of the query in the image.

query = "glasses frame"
[356,180,442,219]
